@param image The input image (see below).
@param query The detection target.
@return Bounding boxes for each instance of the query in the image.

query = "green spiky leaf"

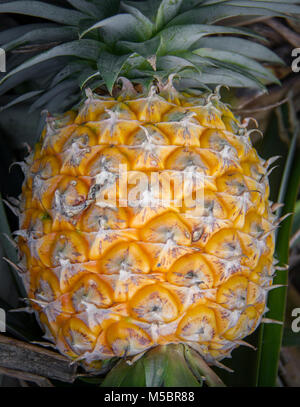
[179,67,265,89]
[169,2,300,25]
[256,102,300,387]
[193,48,280,84]
[121,1,154,38]
[192,37,284,64]
[80,14,150,42]
[0,59,66,96]
[156,0,183,31]
[28,79,79,113]
[157,24,263,55]
[66,0,106,18]
[3,26,78,52]
[0,1,86,25]
[0,40,105,86]
[122,0,163,22]
[156,55,200,73]
[97,51,133,94]
[290,200,300,248]
[50,62,92,87]
[118,36,161,59]
[0,196,25,299]
[0,23,56,45]
[0,91,43,112]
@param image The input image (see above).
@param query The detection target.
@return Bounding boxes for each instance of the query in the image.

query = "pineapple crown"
[0,0,300,114]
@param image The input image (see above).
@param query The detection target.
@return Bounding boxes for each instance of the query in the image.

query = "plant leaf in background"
[0,195,23,303]
[256,101,300,387]
[290,201,300,249]
[0,1,86,25]
[0,194,43,349]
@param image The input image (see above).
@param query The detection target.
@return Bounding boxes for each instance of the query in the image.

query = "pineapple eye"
[211,135,229,150]
[30,155,60,179]
[167,253,214,288]
[224,306,258,340]
[110,102,136,120]
[217,173,248,195]
[39,231,88,268]
[35,280,52,301]
[70,275,112,312]
[186,270,197,278]
[60,318,97,356]
[101,242,150,275]
[50,177,89,220]
[129,284,179,323]
[205,229,242,259]
[127,93,171,122]
[34,270,60,303]
[157,109,202,147]
[177,305,217,342]
[163,110,188,122]
[204,198,214,211]
[234,181,247,195]
[223,116,240,133]
[201,129,232,152]
[106,320,152,357]
[140,212,191,245]
[166,148,207,172]
[75,97,116,123]
[86,146,129,176]
[253,223,264,236]
[80,204,128,232]
[64,134,89,150]
[21,209,52,237]
[128,125,169,146]
[217,276,248,310]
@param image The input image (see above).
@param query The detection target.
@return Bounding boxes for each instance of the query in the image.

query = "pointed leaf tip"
[97,51,133,94]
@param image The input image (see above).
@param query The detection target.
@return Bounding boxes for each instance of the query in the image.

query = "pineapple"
[17,83,277,371]
[1,0,299,385]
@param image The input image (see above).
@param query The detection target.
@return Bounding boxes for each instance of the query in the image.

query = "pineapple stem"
[184,345,226,387]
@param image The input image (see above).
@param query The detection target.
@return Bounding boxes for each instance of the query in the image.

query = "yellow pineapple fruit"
[17,84,277,371]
